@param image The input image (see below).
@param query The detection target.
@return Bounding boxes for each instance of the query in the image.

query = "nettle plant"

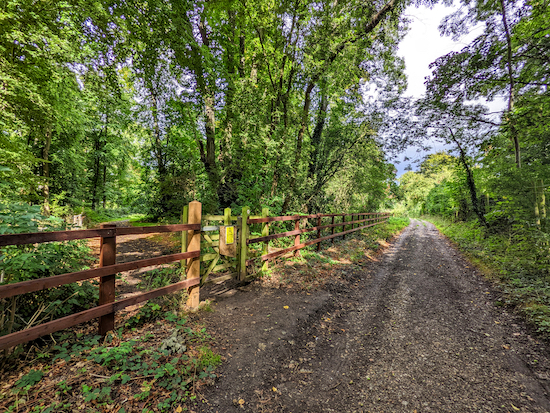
[0,202,96,340]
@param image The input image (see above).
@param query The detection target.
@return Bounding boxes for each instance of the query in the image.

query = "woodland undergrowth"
[427,216,550,336]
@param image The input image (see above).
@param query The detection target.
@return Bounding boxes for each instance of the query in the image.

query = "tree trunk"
[499,0,520,168]
[91,128,104,210]
[541,180,546,219]
[449,129,487,227]
[102,164,107,209]
[42,128,52,216]
[281,81,315,213]
[270,67,296,197]
[308,93,328,178]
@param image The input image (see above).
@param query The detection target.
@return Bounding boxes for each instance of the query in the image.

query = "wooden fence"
[0,201,389,350]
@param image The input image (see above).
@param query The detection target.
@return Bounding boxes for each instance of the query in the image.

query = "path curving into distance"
[194,219,550,412]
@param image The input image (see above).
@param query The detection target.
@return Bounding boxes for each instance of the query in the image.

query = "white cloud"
[393,3,499,176]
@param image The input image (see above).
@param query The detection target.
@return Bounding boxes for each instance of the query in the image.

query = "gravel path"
[194,219,550,413]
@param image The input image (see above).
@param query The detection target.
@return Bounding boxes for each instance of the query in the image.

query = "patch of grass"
[259,216,409,290]
[299,250,339,265]
[83,207,148,226]
[197,346,222,369]
[130,220,160,227]
[426,215,550,336]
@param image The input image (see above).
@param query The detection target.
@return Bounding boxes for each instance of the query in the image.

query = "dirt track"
[193,219,550,413]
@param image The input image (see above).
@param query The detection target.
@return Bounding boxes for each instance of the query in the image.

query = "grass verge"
[256,216,410,290]
[425,216,550,337]
[83,208,150,227]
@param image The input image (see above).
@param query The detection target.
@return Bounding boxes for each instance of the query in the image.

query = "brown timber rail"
[0,201,203,351]
[245,212,390,266]
[0,202,388,350]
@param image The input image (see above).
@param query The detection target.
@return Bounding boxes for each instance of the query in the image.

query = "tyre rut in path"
[194,219,550,412]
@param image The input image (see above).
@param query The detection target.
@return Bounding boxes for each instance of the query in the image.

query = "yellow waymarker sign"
[226,226,234,244]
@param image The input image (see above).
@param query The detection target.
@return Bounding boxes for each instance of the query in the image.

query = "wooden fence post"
[181,205,189,272]
[186,201,202,309]
[99,224,116,336]
[342,215,346,239]
[224,207,231,226]
[238,206,249,281]
[331,216,335,245]
[294,218,300,257]
[261,208,269,272]
[316,214,322,252]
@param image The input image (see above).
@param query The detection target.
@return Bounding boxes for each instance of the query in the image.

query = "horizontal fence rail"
[0,201,203,351]
[0,278,200,351]
[0,202,390,350]
[0,251,200,300]
[0,224,201,247]
[244,212,390,267]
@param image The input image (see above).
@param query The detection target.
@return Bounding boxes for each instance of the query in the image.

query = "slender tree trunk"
[449,129,487,227]
[150,90,166,178]
[499,0,520,168]
[204,94,217,174]
[91,134,101,210]
[102,164,107,209]
[198,18,219,193]
[271,67,296,197]
[91,124,106,210]
[308,93,328,178]
[42,128,52,216]
[541,180,547,219]
[281,81,315,213]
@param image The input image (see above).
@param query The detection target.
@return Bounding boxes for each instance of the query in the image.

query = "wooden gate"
[182,207,239,285]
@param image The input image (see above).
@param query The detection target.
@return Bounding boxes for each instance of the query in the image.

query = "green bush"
[427,216,550,335]
[0,202,97,339]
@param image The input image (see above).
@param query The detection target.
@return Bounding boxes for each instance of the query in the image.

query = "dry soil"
[191,219,550,413]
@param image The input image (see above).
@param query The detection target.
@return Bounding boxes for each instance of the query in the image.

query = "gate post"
[238,206,249,281]
[181,205,189,272]
[186,201,202,309]
[294,218,300,257]
[99,224,116,335]
[224,207,232,226]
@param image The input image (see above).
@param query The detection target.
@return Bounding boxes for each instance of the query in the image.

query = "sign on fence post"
[219,207,236,257]
[186,201,202,309]
[99,224,116,335]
